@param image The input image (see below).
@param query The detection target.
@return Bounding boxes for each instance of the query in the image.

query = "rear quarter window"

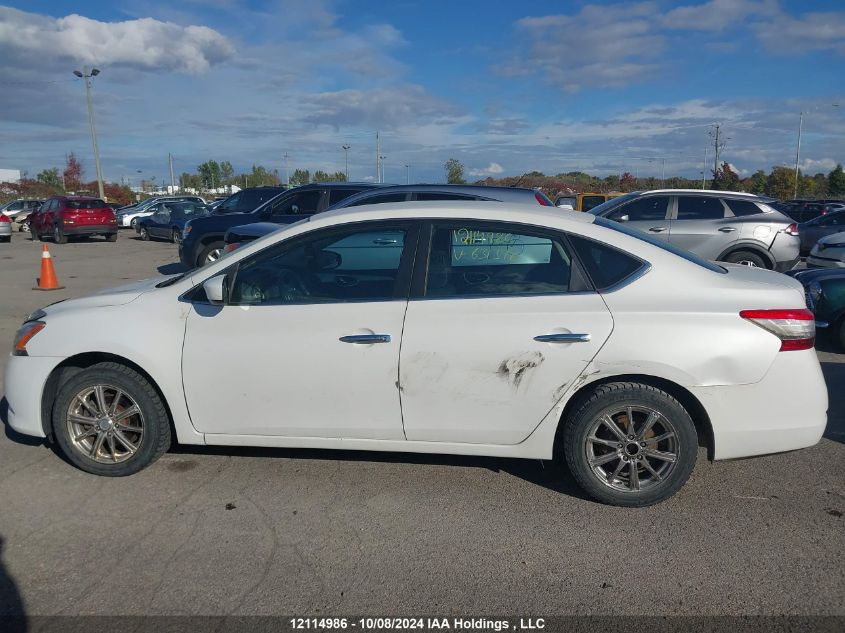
[725,199,766,217]
[568,234,645,291]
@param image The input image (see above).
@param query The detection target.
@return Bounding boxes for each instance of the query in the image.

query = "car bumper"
[178,241,194,267]
[0,224,11,237]
[62,224,117,236]
[3,354,64,438]
[690,349,828,460]
[806,254,845,268]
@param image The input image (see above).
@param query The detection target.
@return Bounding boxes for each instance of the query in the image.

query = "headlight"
[13,321,46,356]
[183,225,192,236]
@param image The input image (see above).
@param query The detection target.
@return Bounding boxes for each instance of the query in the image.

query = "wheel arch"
[40,352,175,441]
[554,373,714,461]
[716,242,775,269]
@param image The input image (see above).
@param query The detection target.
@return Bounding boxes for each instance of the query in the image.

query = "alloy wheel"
[206,248,222,263]
[584,405,679,492]
[65,385,144,464]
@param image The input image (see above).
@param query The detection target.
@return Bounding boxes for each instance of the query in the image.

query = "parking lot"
[0,232,843,617]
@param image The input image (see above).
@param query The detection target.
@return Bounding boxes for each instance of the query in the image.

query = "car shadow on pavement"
[168,443,593,501]
[820,362,845,445]
[157,262,189,275]
[0,398,44,447]
[0,535,27,629]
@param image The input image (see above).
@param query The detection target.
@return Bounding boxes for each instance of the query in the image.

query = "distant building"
[0,168,21,183]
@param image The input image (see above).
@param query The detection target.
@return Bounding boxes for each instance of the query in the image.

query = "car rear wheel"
[53,224,67,244]
[198,241,224,266]
[19,220,29,232]
[723,250,766,268]
[139,226,149,241]
[52,362,171,476]
[171,229,181,244]
[562,382,698,507]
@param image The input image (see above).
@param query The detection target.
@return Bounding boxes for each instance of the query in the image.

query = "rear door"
[398,220,614,445]
[604,195,671,241]
[669,195,735,259]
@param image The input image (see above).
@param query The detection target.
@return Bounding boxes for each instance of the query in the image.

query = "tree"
[220,161,235,184]
[748,169,767,195]
[289,169,310,187]
[445,158,466,184]
[63,152,84,191]
[36,168,62,189]
[813,172,828,198]
[619,172,636,192]
[828,164,845,197]
[312,170,331,182]
[765,166,795,201]
[712,162,740,191]
[197,160,222,189]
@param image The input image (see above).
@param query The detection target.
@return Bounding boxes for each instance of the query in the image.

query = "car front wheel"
[53,224,67,244]
[52,362,171,476]
[198,241,224,266]
[562,382,698,507]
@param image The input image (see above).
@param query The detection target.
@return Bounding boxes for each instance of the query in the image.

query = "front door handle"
[718,226,737,232]
[339,334,391,344]
[648,227,667,233]
[534,333,592,343]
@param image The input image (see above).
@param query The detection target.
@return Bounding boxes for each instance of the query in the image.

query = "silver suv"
[589,189,800,271]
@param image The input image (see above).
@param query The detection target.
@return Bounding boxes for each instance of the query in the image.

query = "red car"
[30,196,118,243]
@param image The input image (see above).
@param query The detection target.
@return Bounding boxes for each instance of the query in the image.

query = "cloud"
[753,11,845,55]
[0,7,234,74]
[499,2,665,92]
[469,162,505,177]
[800,158,839,174]
[662,0,776,31]
[301,85,463,130]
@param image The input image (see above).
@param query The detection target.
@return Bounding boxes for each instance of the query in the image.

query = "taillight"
[225,242,240,252]
[740,309,815,351]
[534,192,552,206]
[0,213,9,223]
[785,223,799,236]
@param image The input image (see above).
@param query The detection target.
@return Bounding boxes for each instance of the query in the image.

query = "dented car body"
[5,202,828,506]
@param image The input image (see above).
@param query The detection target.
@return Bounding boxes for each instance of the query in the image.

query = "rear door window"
[328,188,364,206]
[676,196,726,220]
[608,196,669,221]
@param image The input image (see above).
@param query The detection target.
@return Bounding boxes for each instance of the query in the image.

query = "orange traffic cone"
[33,244,65,291]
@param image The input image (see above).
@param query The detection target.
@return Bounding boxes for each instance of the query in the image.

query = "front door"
[182,220,418,438]
[399,221,614,445]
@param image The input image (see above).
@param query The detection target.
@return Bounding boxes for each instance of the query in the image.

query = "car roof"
[333,183,543,207]
[634,189,760,198]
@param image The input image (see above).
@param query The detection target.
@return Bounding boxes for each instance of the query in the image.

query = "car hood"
[42,277,166,314]
[815,231,845,246]
[229,221,281,238]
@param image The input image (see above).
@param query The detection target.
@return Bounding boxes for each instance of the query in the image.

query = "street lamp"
[404,164,410,184]
[794,103,839,198]
[379,155,386,183]
[73,67,105,200]
[342,145,350,181]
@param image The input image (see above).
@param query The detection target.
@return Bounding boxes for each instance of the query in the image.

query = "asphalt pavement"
[0,232,843,618]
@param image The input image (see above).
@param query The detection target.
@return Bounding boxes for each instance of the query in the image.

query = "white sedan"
[5,202,828,506]
[807,231,845,268]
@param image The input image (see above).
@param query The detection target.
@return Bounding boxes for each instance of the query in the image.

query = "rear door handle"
[648,227,667,233]
[339,334,391,344]
[534,333,592,343]
[718,227,737,232]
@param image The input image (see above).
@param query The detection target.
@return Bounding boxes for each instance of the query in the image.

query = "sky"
[0,0,843,186]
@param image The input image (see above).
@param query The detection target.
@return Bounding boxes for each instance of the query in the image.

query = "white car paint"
[806,231,845,268]
[5,202,827,468]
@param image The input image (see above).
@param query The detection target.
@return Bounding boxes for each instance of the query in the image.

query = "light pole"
[794,104,839,198]
[404,164,410,184]
[73,68,105,200]
[380,156,386,183]
[342,145,350,181]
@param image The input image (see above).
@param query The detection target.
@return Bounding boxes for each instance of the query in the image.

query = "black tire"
[562,382,698,507]
[139,226,149,241]
[197,240,224,267]
[106,232,118,242]
[53,224,67,244]
[171,229,181,244]
[52,362,171,476]
[0,235,10,243]
[723,250,767,268]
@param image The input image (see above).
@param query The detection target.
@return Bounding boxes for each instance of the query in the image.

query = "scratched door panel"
[399,293,613,445]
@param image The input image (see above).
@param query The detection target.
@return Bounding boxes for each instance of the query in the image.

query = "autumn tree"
[619,172,636,192]
[828,164,845,197]
[63,152,84,191]
[765,166,795,200]
[445,158,466,184]
[289,169,310,186]
[712,162,740,191]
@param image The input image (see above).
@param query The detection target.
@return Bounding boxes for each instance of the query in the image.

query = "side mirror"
[202,274,228,305]
[618,214,629,222]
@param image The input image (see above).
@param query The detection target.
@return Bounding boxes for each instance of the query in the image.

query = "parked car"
[0,199,44,223]
[13,202,44,233]
[554,192,623,212]
[776,200,828,223]
[5,202,827,507]
[806,231,845,269]
[136,201,209,242]
[224,184,555,250]
[589,190,800,270]
[798,209,845,255]
[0,212,11,242]
[787,268,845,350]
[211,187,286,215]
[179,182,380,268]
[117,196,207,229]
[29,196,118,243]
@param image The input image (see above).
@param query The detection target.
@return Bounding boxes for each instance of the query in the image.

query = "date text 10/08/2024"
[289,617,547,631]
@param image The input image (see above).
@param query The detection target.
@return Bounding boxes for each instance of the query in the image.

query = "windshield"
[593,217,727,274]
[588,193,639,216]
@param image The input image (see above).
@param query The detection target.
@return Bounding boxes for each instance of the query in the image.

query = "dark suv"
[179,183,380,267]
